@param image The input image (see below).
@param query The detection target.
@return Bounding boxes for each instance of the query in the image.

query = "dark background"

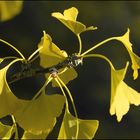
[1,1,140,139]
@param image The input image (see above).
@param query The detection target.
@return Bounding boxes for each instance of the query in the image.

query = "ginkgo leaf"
[0,122,11,139]
[52,7,97,35]
[0,1,23,22]
[2,124,16,139]
[52,68,78,87]
[21,131,47,139]
[64,7,78,21]
[58,108,99,139]
[0,62,28,118]
[38,31,78,85]
[38,31,68,68]
[116,28,140,79]
[14,90,65,135]
[110,62,140,122]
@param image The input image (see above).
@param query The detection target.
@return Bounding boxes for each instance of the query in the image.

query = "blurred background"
[1,1,140,139]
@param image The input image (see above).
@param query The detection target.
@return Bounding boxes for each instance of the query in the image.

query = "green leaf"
[14,90,65,135]
[52,7,97,35]
[116,28,140,79]
[58,108,99,139]
[0,63,28,118]
[110,62,140,122]
[0,1,23,22]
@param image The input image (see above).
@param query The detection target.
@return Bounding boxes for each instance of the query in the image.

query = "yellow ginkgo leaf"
[38,31,78,85]
[2,124,16,139]
[38,31,67,68]
[21,131,47,139]
[52,68,78,87]
[58,108,99,139]
[0,122,11,139]
[52,7,97,35]
[116,28,140,79]
[0,1,23,22]
[110,62,140,122]
[14,90,65,135]
[0,61,28,118]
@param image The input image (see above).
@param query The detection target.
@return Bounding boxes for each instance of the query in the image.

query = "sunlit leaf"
[58,108,99,139]
[38,31,78,85]
[0,122,11,139]
[110,62,140,122]
[21,131,47,139]
[14,90,65,135]
[0,1,23,22]
[0,63,28,118]
[52,68,78,87]
[2,124,16,139]
[52,7,97,35]
[64,7,78,21]
[116,28,140,79]
[38,32,68,68]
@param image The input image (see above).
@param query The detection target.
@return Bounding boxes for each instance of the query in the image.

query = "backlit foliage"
[0,3,140,139]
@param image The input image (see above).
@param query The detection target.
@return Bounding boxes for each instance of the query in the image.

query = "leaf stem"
[77,34,82,55]
[0,39,26,61]
[11,115,18,138]
[27,47,43,62]
[32,75,52,100]
[2,56,19,60]
[81,37,116,56]
[56,76,79,139]
[58,67,68,75]
[82,54,115,70]
[55,78,69,109]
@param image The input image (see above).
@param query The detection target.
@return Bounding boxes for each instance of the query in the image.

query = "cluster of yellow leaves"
[38,30,99,139]
[110,29,140,122]
[38,31,78,87]
[0,58,66,139]
[0,3,140,139]
[52,7,140,123]
[0,5,99,139]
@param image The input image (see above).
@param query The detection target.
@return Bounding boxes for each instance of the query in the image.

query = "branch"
[8,54,83,84]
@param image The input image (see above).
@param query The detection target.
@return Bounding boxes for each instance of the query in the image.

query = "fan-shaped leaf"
[0,63,28,118]
[116,28,140,79]
[14,90,65,135]
[58,108,99,139]
[0,122,11,139]
[38,32,67,68]
[110,62,140,122]
[52,7,97,35]
[2,124,16,139]
[52,68,78,87]
[38,32,78,85]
